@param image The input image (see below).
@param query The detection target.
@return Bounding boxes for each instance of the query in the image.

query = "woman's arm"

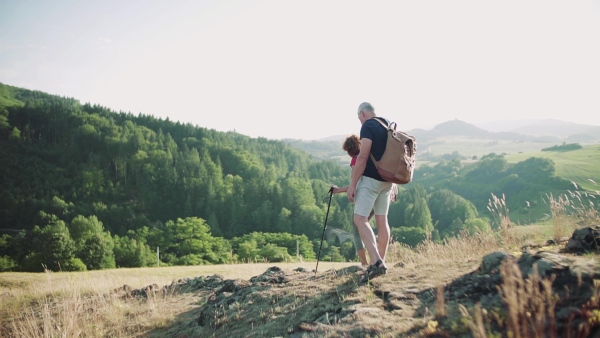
[333,185,348,194]
[333,164,355,194]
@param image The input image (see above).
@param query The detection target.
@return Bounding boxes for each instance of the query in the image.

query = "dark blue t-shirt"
[360,117,389,182]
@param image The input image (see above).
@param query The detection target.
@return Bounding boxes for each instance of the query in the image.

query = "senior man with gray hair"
[346,102,394,281]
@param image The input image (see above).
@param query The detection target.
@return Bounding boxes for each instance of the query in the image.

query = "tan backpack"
[369,117,417,184]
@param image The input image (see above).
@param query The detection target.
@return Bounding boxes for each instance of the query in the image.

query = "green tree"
[236,239,261,262]
[70,215,104,248]
[282,177,316,213]
[9,127,21,140]
[0,234,16,271]
[339,241,356,261]
[163,217,232,265]
[429,189,478,238]
[113,235,154,267]
[322,246,345,262]
[258,243,291,262]
[404,197,433,235]
[231,232,315,261]
[275,208,293,233]
[463,218,492,235]
[79,233,116,270]
[508,157,555,181]
[465,153,508,183]
[0,234,11,257]
[0,107,9,130]
[70,215,116,270]
[21,220,78,272]
[294,205,323,238]
[391,227,427,247]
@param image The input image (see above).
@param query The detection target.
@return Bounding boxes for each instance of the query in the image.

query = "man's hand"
[347,185,356,203]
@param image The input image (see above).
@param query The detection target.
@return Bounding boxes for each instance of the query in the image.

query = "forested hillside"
[1,83,597,273]
[0,83,355,235]
[0,83,358,271]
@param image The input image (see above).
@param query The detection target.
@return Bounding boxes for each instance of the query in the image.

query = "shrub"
[61,257,87,271]
[175,254,206,266]
[259,243,291,262]
[391,227,427,247]
[322,246,345,262]
[0,255,16,272]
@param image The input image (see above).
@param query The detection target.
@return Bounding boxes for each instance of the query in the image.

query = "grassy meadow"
[423,139,600,193]
[505,144,600,192]
[423,136,560,159]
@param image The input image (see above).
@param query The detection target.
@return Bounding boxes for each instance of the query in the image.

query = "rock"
[478,251,514,274]
[565,226,600,253]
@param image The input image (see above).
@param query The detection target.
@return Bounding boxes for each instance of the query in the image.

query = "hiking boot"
[361,260,387,283]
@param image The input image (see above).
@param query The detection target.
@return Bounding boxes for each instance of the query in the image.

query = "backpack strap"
[369,117,395,165]
[372,117,396,131]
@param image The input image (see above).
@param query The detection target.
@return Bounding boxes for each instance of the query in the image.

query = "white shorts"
[354,176,393,217]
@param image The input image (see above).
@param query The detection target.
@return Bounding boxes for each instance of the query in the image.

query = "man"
[346,102,394,280]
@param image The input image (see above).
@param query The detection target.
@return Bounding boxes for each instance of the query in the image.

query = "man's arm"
[347,138,372,202]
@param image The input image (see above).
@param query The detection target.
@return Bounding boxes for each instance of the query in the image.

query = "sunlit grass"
[0,261,353,338]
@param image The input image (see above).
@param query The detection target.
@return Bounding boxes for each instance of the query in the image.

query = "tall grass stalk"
[499,258,558,338]
[545,187,599,241]
[487,193,514,248]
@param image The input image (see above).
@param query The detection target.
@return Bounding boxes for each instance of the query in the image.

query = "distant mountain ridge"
[414,119,560,144]
[316,118,600,144]
[297,118,600,162]
[476,118,600,137]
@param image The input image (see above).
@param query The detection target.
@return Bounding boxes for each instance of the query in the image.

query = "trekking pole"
[315,186,334,274]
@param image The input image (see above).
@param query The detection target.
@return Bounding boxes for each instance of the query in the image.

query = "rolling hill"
[287,119,600,164]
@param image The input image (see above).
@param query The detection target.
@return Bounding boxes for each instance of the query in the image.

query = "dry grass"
[0,262,352,338]
[488,193,515,247]
[460,257,600,338]
[497,258,558,338]
[456,187,600,338]
[382,206,557,287]
[545,189,600,241]
[388,231,503,270]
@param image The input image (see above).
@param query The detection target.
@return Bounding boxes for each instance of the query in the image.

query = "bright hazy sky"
[1,0,599,140]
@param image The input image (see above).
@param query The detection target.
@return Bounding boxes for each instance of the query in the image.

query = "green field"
[423,136,560,158]
[423,137,600,193]
[505,144,600,192]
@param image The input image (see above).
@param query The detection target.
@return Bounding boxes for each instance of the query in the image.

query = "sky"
[1,0,600,140]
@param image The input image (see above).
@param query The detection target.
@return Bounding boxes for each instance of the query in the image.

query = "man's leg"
[354,177,387,268]
[353,213,382,265]
[371,182,392,262]
[374,214,390,261]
